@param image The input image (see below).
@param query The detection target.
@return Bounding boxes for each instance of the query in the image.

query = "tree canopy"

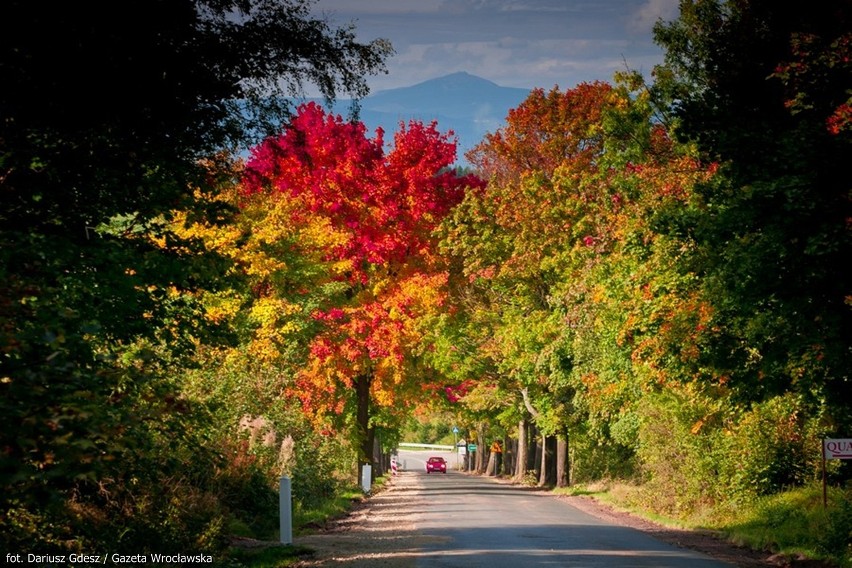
[653,0,851,417]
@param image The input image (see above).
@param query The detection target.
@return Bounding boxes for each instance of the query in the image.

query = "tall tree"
[0,0,390,550]
[242,103,481,470]
[438,82,622,483]
[438,75,720,486]
[652,0,851,426]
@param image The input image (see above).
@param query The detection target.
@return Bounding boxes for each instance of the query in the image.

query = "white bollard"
[279,477,292,545]
[361,464,372,493]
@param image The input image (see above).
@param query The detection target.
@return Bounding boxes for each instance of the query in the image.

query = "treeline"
[429,0,851,521]
[1,0,850,561]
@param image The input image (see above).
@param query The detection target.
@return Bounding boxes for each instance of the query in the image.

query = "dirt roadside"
[290,472,832,568]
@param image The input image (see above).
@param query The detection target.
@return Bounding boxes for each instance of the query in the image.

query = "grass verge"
[557,482,851,567]
[219,475,392,567]
[221,544,314,568]
[292,486,366,534]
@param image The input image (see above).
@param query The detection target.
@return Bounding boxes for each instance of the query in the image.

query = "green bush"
[720,394,810,501]
[567,427,639,484]
[290,433,357,511]
[213,437,280,540]
[0,391,236,555]
[634,388,727,516]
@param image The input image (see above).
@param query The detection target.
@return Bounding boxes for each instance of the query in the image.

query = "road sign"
[453,426,459,434]
[467,443,477,452]
[824,439,852,460]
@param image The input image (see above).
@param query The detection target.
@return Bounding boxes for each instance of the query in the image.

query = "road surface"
[395,449,735,568]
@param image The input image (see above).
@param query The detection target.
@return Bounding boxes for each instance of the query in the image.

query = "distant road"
[397,449,459,473]
[396,450,734,568]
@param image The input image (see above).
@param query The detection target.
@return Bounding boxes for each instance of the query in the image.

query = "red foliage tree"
[243,103,483,468]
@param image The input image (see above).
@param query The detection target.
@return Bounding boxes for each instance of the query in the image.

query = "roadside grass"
[291,474,392,531]
[292,485,366,533]
[556,482,852,567]
[222,545,313,568]
[715,485,852,568]
[219,475,391,567]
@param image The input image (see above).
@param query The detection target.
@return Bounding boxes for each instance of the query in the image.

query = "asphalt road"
[397,450,735,568]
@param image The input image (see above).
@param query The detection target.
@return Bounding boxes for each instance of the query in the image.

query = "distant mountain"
[327,72,530,164]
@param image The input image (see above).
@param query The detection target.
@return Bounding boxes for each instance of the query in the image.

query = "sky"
[310,0,682,94]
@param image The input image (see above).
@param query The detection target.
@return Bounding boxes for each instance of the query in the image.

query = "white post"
[279,477,292,545]
[453,427,458,470]
[361,464,372,493]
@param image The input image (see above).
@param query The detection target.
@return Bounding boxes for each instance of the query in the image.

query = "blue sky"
[311,0,681,93]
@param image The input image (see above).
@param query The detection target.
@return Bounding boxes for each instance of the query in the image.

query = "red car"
[426,456,447,474]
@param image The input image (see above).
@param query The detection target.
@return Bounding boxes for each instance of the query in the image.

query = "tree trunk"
[545,436,557,486]
[532,424,542,481]
[519,388,542,483]
[355,373,374,481]
[513,419,527,481]
[538,434,547,486]
[476,424,487,473]
[372,435,383,477]
[485,450,497,476]
[556,433,569,488]
[504,437,516,476]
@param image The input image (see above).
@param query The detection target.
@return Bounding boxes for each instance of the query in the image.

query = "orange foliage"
[242,103,483,422]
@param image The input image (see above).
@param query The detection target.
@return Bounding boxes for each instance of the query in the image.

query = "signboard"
[467,443,477,452]
[824,439,852,460]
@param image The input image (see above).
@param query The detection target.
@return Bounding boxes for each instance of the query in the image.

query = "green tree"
[437,74,723,489]
[652,0,851,428]
[437,82,629,484]
[0,0,391,551]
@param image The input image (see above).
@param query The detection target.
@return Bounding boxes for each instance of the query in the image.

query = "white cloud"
[307,0,675,93]
[629,0,680,33]
[500,2,572,12]
[314,0,445,14]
